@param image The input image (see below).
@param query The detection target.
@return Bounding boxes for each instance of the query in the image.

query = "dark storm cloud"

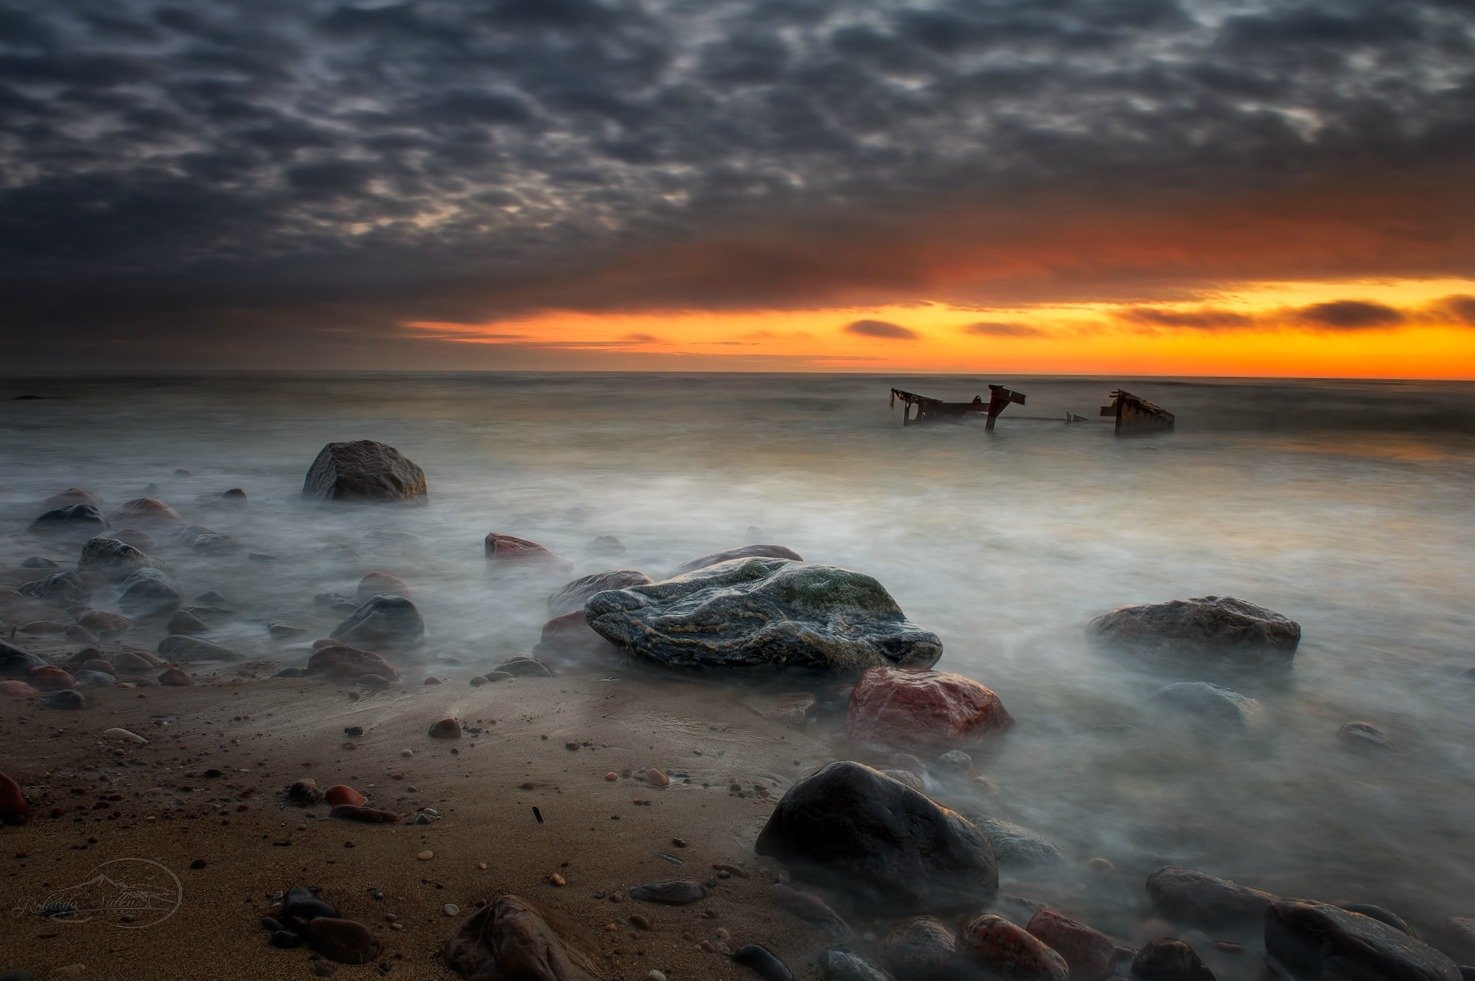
[1295,300,1405,330]
[846,319,918,339]
[964,321,1046,337]
[1121,308,1257,331]
[0,0,1472,367]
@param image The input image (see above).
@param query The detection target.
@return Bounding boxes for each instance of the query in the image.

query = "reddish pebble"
[0,772,29,825]
[158,667,193,686]
[1026,907,1116,981]
[0,680,39,698]
[428,718,462,739]
[325,785,367,807]
[26,665,76,692]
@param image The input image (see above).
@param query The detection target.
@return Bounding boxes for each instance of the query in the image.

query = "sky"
[1,0,1473,376]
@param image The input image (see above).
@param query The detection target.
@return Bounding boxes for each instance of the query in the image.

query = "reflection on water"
[3,372,1474,927]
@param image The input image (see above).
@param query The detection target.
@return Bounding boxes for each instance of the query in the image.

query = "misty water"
[4,373,1474,937]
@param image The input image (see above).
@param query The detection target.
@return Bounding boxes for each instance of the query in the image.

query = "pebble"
[605,772,618,781]
[428,718,462,740]
[1338,720,1395,750]
[443,903,460,917]
[630,880,707,905]
[548,873,567,887]
[646,972,667,981]
[43,689,86,710]
[400,749,413,758]
[103,727,147,745]
[646,768,671,788]
[417,850,434,861]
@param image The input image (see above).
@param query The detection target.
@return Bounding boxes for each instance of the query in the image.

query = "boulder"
[880,917,958,981]
[485,533,571,570]
[1147,866,1276,928]
[755,761,998,914]
[1026,908,1115,981]
[27,665,76,692]
[21,556,60,569]
[1265,900,1459,981]
[331,594,424,647]
[106,497,183,526]
[77,537,167,582]
[847,666,1013,751]
[668,544,804,577]
[957,914,1070,980]
[1431,918,1475,964]
[302,440,427,503]
[158,667,193,686]
[308,644,400,682]
[357,571,411,602]
[586,558,942,672]
[78,610,131,635]
[166,610,209,635]
[107,528,155,552]
[18,571,90,606]
[533,611,619,665]
[118,568,182,617]
[1130,939,1215,980]
[43,488,103,510]
[157,635,243,663]
[0,680,39,698]
[547,570,652,616]
[1148,682,1267,733]
[825,948,895,981]
[1087,596,1300,664]
[445,894,603,980]
[971,817,1069,868]
[30,504,107,534]
[1,639,44,676]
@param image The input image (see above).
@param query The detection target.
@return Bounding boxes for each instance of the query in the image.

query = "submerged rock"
[1088,596,1300,665]
[732,944,793,981]
[77,537,168,583]
[755,761,997,914]
[957,914,1070,981]
[1131,939,1215,980]
[166,610,209,635]
[547,570,652,616]
[881,916,958,981]
[43,487,103,511]
[107,497,183,526]
[1148,682,1267,733]
[19,571,90,606]
[484,533,571,570]
[330,594,424,647]
[586,557,942,672]
[118,568,182,617]
[973,817,1069,868]
[668,543,803,577]
[357,571,411,602]
[445,894,603,980]
[308,643,400,682]
[824,948,895,981]
[1266,900,1459,981]
[30,504,107,535]
[847,666,1013,751]
[533,611,620,666]
[78,610,131,635]
[1147,866,1276,928]
[303,439,427,503]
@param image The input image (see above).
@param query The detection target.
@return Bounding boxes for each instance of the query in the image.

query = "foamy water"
[4,372,1474,931]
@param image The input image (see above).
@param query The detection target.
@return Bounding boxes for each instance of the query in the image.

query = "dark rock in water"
[21,556,59,569]
[964,817,1068,869]
[356,571,411,602]
[176,526,240,555]
[1087,596,1300,665]
[167,610,209,635]
[1,771,30,825]
[1266,900,1460,981]
[492,655,553,678]
[1336,903,1416,937]
[668,543,804,577]
[30,504,107,535]
[330,594,424,647]
[107,528,155,552]
[547,569,652,616]
[1431,918,1475,964]
[0,639,44,677]
[484,532,571,571]
[824,948,895,981]
[1147,866,1276,928]
[586,535,625,555]
[44,689,86,709]
[771,882,852,939]
[881,917,958,981]
[533,611,619,666]
[308,644,399,681]
[356,673,391,689]
[1026,907,1115,981]
[281,886,339,927]
[315,591,361,615]
[19,571,90,606]
[300,916,381,964]
[629,880,707,905]
[1149,682,1267,733]
[755,761,997,915]
[1338,720,1395,750]
[77,536,167,582]
[43,488,103,511]
[733,943,794,980]
[957,913,1070,981]
[106,497,183,526]
[302,440,427,503]
[847,665,1012,751]
[157,635,242,663]
[1131,938,1215,980]
[445,894,602,980]
[586,557,942,672]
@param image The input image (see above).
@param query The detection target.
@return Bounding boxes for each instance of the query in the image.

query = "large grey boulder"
[31,504,107,535]
[1147,866,1277,928]
[1088,595,1300,664]
[668,544,804,578]
[547,570,652,617]
[585,557,941,672]
[302,440,427,503]
[1266,900,1460,981]
[331,594,424,647]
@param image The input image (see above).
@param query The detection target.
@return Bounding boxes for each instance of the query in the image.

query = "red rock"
[1026,907,1116,981]
[158,667,194,686]
[534,610,619,662]
[325,785,366,807]
[27,665,77,692]
[0,772,29,825]
[307,644,400,682]
[428,718,462,739]
[958,913,1070,981]
[357,571,412,601]
[106,498,183,526]
[301,916,381,964]
[330,804,399,823]
[484,533,571,570]
[0,680,39,698]
[846,666,1013,752]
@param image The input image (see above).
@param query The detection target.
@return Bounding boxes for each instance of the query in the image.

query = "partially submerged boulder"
[331,594,424,647]
[547,570,652,616]
[357,571,412,602]
[19,571,90,606]
[668,544,804,578]
[1148,682,1267,733]
[485,533,571,571]
[106,497,183,526]
[30,503,107,535]
[1088,596,1300,664]
[533,611,619,666]
[1,639,44,676]
[1265,900,1460,981]
[445,894,603,981]
[1147,866,1277,928]
[118,567,182,617]
[302,440,427,503]
[847,666,1012,751]
[157,635,243,663]
[308,644,400,682]
[755,761,997,915]
[956,914,1069,981]
[585,558,942,672]
[42,488,103,511]
[77,536,168,583]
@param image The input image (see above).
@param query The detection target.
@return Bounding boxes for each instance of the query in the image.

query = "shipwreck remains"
[890,385,1026,431]
[1101,389,1175,434]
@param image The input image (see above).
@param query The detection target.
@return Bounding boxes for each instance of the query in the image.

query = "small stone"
[548,873,566,887]
[443,903,460,917]
[325,785,366,807]
[1338,720,1394,750]
[646,768,670,788]
[429,718,462,739]
[418,850,434,861]
[629,880,707,905]
[103,727,147,746]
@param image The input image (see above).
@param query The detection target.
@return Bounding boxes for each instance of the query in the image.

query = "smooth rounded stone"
[267,621,308,638]
[157,635,243,664]
[1338,720,1395,750]
[73,669,114,688]
[1266,899,1460,981]
[356,673,391,690]
[484,532,572,570]
[166,610,210,636]
[1148,682,1267,733]
[76,657,113,675]
[958,914,1070,981]
[547,569,653,616]
[107,498,184,526]
[43,487,103,511]
[180,528,240,555]
[1,771,30,825]
[301,916,381,964]
[102,726,147,746]
[1131,938,1215,980]
[78,610,131,635]
[972,816,1069,868]
[118,568,183,617]
[1026,907,1115,981]
[1087,595,1301,665]
[269,930,301,949]
[1147,866,1277,928]
[755,761,998,915]
[330,594,424,647]
[1341,903,1417,937]
[107,528,155,552]
[331,804,400,823]
[21,556,60,569]
[667,543,804,577]
[220,488,248,503]
[28,665,77,691]
[325,785,366,807]
[492,655,553,678]
[302,440,428,503]
[771,882,852,939]
[824,948,895,981]
[306,644,399,681]
[19,620,67,634]
[1,639,44,677]
[847,665,1012,750]
[428,718,462,739]
[105,647,153,671]
[733,944,794,981]
[881,917,958,981]
[356,571,411,602]
[445,894,602,980]
[629,880,708,905]
[0,680,39,698]
[157,667,193,686]
[19,571,90,606]
[44,689,87,710]
[281,887,340,927]
[883,768,925,792]
[30,504,107,535]
[587,558,943,672]
[314,591,361,615]
[935,749,974,770]
[77,537,167,583]
[1431,918,1475,964]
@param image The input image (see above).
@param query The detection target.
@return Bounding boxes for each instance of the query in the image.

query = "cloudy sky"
[2,0,1472,374]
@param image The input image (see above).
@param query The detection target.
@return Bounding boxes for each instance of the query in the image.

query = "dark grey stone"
[547,569,652,616]
[1088,595,1300,664]
[302,440,427,503]
[1266,900,1459,981]
[331,594,424,647]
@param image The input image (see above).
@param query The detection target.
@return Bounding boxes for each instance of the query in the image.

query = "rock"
[302,440,427,503]
[178,527,240,555]
[493,655,553,678]
[330,594,424,647]
[118,568,183,617]
[157,635,242,663]
[771,882,852,939]
[267,622,308,638]
[287,779,324,805]
[971,817,1068,868]
[356,673,390,690]
[324,785,366,807]
[30,504,107,535]
[27,665,76,692]
[19,571,90,606]
[587,558,942,672]
[107,528,155,552]
[44,689,86,709]
[429,718,462,739]
[957,914,1070,980]
[645,768,670,788]
[1130,939,1215,980]
[847,666,1012,751]
[732,944,794,981]
[445,894,603,980]
[314,592,361,615]
[21,556,60,569]
[220,488,248,503]
[1266,900,1459,981]
[547,570,653,616]
[935,749,974,770]
[755,761,997,914]
[43,488,103,511]
[1,771,29,825]
[157,667,193,686]
[0,680,39,698]
[77,537,167,582]
[300,917,381,964]
[629,880,707,905]
[307,644,399,681]
[74,669,115,688]
[1340,904,1417,937]
[1026,907,1115,981]
[1338,720,1395,750]
[824,948,895,981]
[106,498,184,526]
[881,917,958,981]
[484,533,571,570]
[166,610,210,635]
[1,639,44,676]
[330,804,399,823]
[533,611,619,665]
[78,610,131,635]
[65,624,100,644]
[1087,596,1300,665]
[1147,867,1276,928]
[103,727,147,746]
[587,535,625,555]
[668,544,804,577]
[1431,918,1475,965]
[1148,682,1267,733]
[357,571,411,602]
